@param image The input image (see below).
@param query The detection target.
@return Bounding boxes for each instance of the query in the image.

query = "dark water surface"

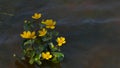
[0,0,120,68]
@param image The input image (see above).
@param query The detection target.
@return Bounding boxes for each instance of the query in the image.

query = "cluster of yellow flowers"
[20,13,66,60]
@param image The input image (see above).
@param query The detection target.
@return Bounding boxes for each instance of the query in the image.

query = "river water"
[0,0,120,68]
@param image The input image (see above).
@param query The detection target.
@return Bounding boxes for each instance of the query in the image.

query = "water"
[0,0,120,68]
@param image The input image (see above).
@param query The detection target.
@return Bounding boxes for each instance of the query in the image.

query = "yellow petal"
[27,31,31,35]
[57,37,60,41]
[50,26,55,29]
[35,13,38,16]
[49,55,52,58]
[32,36,36,39]
[32,13,41,19]
[46,52,50,55]
[38,28,47,36]
[38,13,41,17]
[46,58,49,60]
[20,34,24,38]
[63,41,66,44]
[53,21,56,25]
[61,37,65,40]
[46,19,52,23]
[31,31,35,36]
[58,43,62,46]
[42,53,45,57]
[32,16,35,19]
[42,28,45,31]
[46,26,50,28]
[23,31,27,35]
[41,21,45,24]
[27,31,31,38]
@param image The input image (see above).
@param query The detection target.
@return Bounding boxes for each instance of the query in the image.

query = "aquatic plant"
[19,13,66,65]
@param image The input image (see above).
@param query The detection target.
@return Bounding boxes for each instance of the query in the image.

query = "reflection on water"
[0,0,120,68]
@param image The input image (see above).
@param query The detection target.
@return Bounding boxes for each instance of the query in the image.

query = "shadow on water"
[1,0,120,68]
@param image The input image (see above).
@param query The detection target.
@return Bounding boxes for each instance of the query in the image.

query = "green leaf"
[23,50,26,54]
[25,50,35,58]
[38,23,44,29]
[26,47,33,51]
[35,39,42,44]
[24,40,34,45]
[29,58,34,64]
[23,21,34,30]
[35,61,42,65]
[49,43,58,51]
[30,51,35,58]
[51,52,64,63]
[38,45,44,52]
[50,31,59,37]
[34,54,42,65]
[24,23,30,31]
[34,54,41,61]
[42,37,52,42]
[30,24,34,28]
[23,24,28,30]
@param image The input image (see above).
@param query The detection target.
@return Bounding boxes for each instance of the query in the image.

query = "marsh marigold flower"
[42,19,56,29]
[42,52,52,60]
[20,31,36,39]
[32,13,41,19]
[56,37,66,46]
[38,28,47,36]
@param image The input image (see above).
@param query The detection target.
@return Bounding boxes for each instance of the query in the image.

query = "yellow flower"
[20,31,36,39]
[38,28,47,36]
[42,52,52,60]
[32,13,42,19]
[42,19,56,29]
[56,37,66,46]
